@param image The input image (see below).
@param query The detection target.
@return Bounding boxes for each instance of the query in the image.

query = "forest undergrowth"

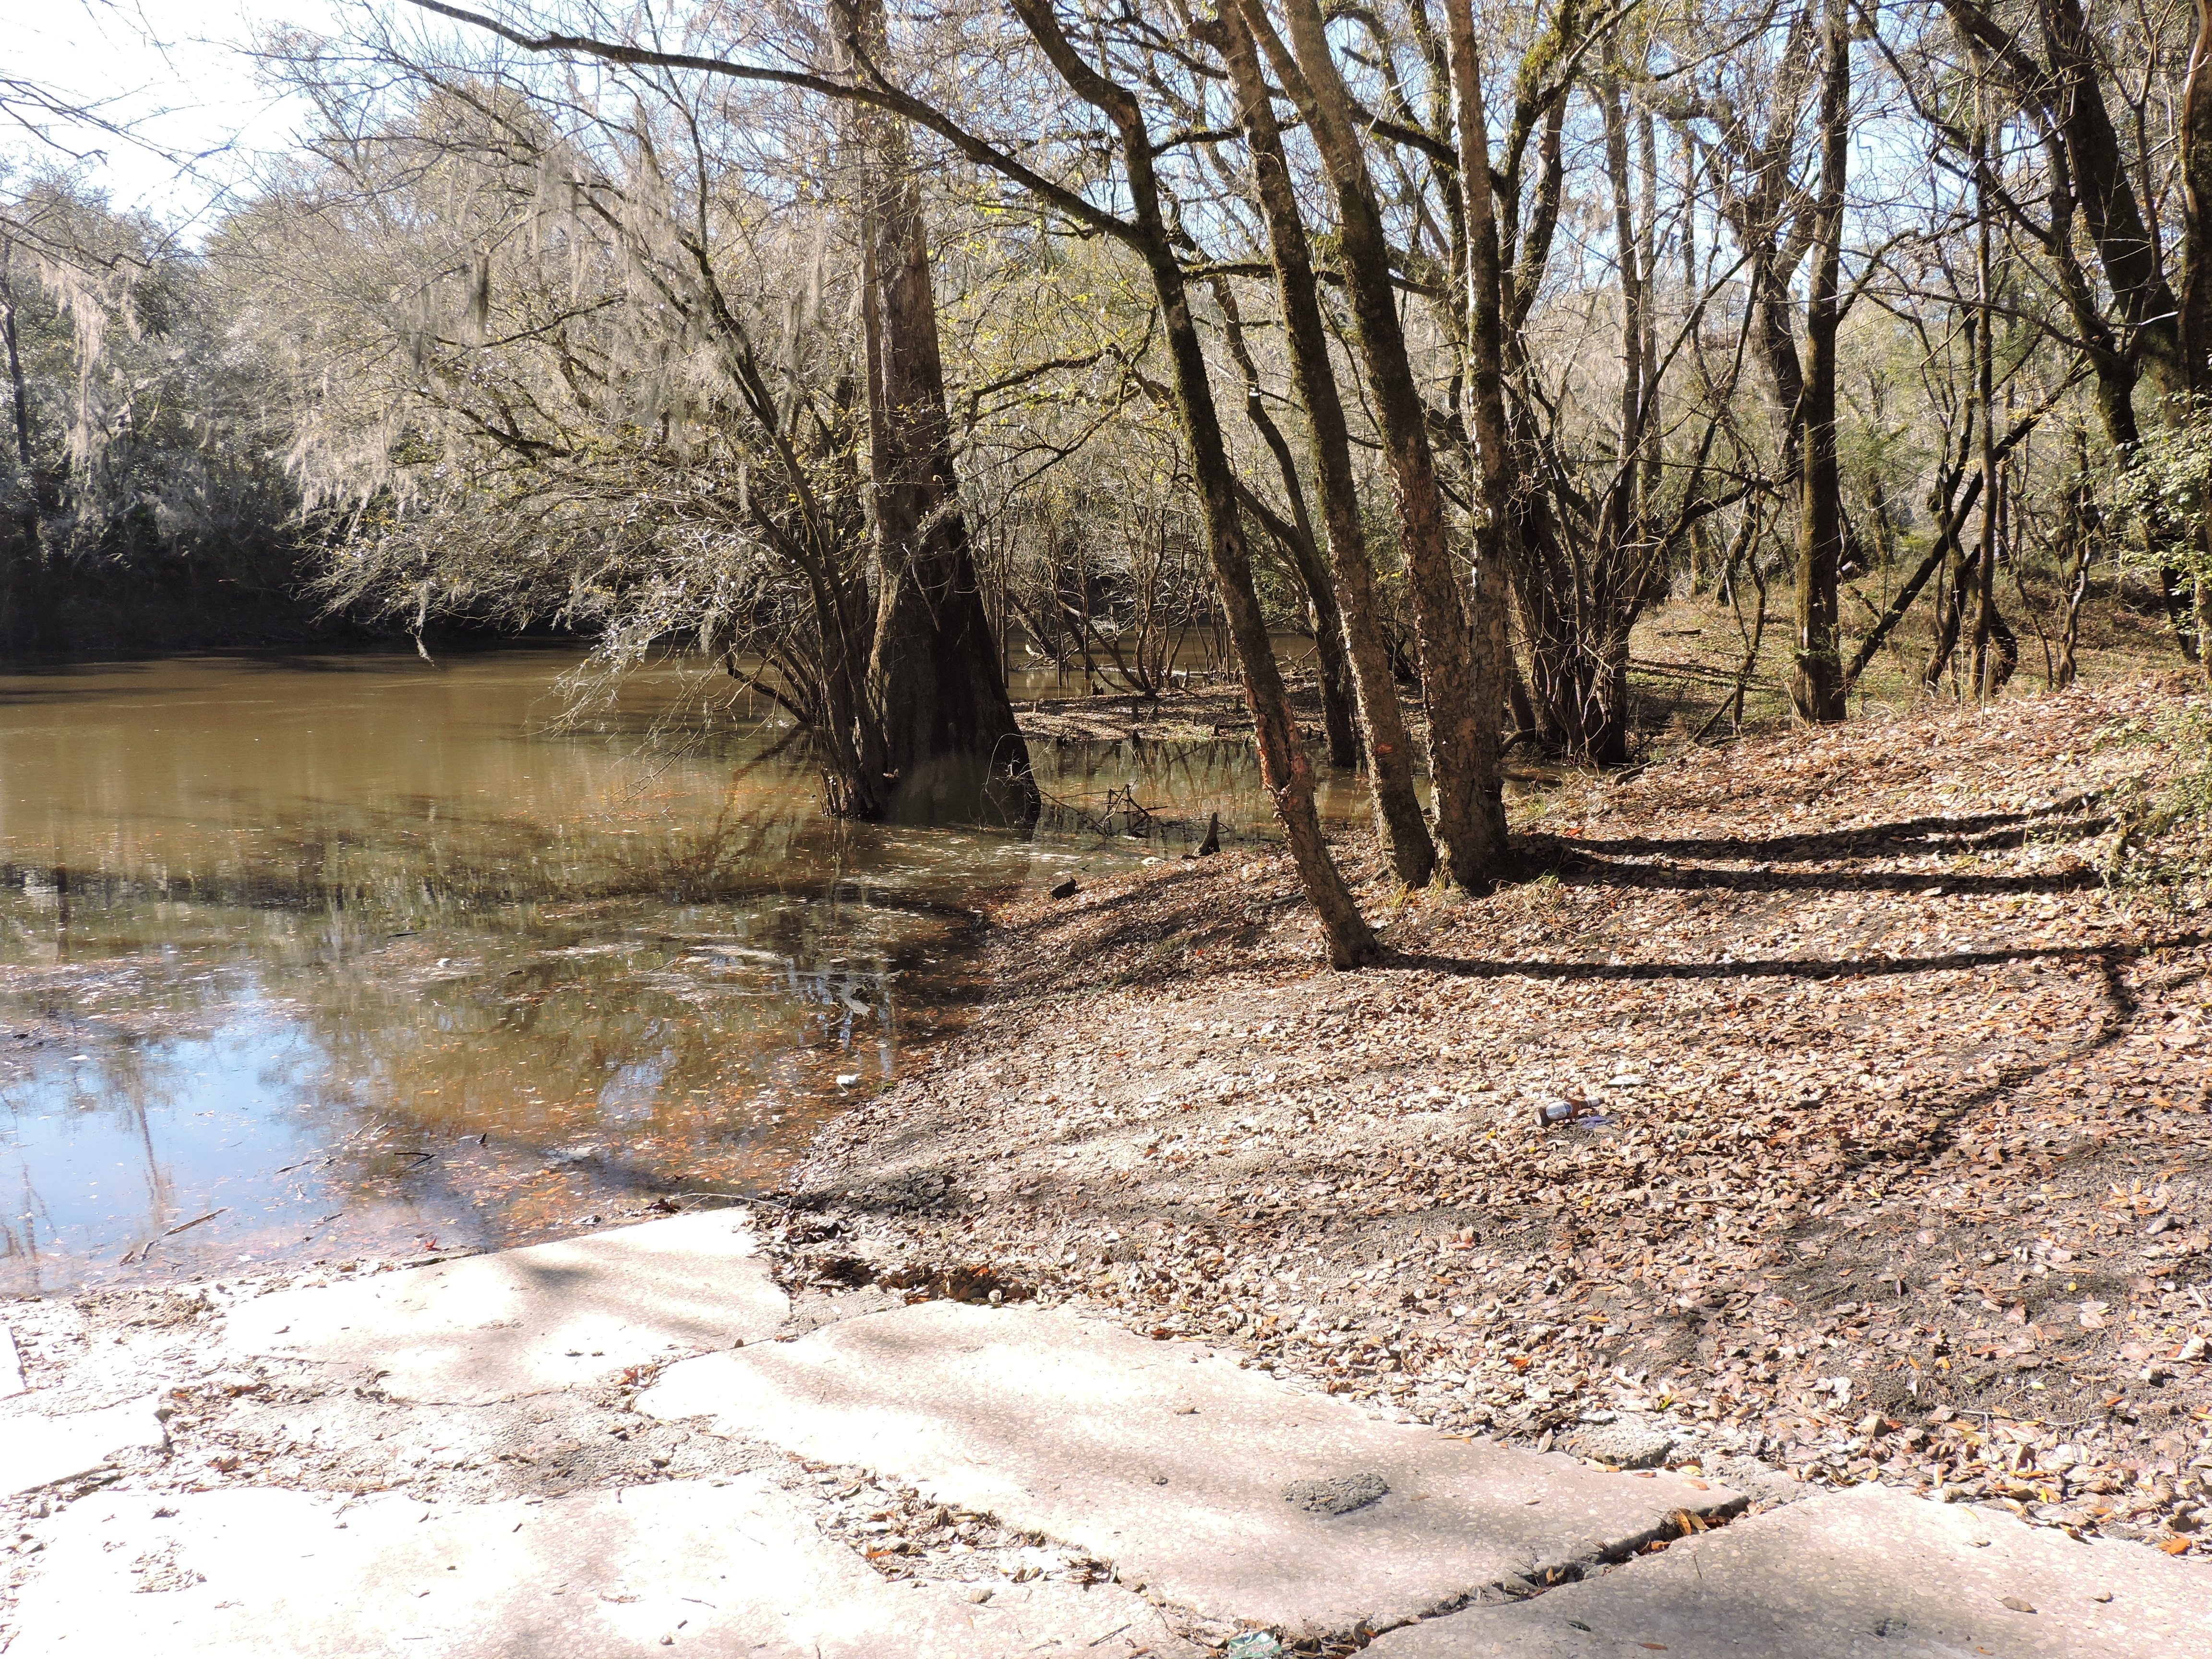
[771,676,2212,1554]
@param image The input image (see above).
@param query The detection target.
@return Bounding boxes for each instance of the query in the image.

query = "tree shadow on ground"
[1536,856,2101,898]
[1555,800,2108,865]
[1383,933,2204,986]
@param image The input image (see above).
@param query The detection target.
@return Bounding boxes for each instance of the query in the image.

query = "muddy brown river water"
[0,648,1353,1293]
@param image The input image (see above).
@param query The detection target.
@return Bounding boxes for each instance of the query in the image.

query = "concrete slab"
[637,1302,1740,1638]
[224,1214,788,1404]
[0,1394,167,1496]
[3,1477,1199,1659]
[1362,1481,2212,1658]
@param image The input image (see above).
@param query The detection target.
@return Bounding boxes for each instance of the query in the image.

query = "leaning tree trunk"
[1134,266,1377,964]
[840,0,1036,824]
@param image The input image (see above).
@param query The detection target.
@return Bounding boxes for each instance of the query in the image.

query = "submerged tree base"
[872,748,1041,831]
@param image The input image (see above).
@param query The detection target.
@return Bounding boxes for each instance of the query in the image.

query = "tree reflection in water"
[0,650,1338,1291]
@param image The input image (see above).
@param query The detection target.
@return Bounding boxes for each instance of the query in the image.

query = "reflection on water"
[0,649,1351,1292]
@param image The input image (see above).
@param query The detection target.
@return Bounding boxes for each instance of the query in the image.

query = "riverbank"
[5,677,2210,1655]
[771,676,2212,1551]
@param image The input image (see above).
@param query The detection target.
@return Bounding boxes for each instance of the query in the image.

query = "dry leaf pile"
[800,1463,1097,1583]
[772,680,2212,1554]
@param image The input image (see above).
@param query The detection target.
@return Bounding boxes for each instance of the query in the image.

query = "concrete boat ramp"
[2,1214,2204,1657]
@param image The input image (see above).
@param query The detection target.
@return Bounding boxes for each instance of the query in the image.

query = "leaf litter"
[767,679,2212,1557]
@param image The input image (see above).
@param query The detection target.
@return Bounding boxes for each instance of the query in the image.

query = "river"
[0,648,1355,1293]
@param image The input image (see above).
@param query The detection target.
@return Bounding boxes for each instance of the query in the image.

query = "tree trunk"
[0,251,40,654]
[1011,0,1378,967]
[2181,0,2212,684]
[1441,0,1525,787]
[1299,559,1362,768]
[1971,114,2001,701]
[1213,8,1436,883]
[1209,273,1358,769]
[1926,540,1973,693]
[1491,37,1585,757]
[1142,268,1378,965]
[1254,0,1508,891]
[839,0,1036,825]
[2055,437,2093,689]
[1234,466,1360,766]
[1792,0,1848,724]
